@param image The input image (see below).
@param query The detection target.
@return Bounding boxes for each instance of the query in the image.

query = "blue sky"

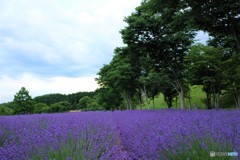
[0,0,208,103]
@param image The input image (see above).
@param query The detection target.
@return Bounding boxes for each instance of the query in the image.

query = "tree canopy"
[13,87,34,114]
[96,0,240,110]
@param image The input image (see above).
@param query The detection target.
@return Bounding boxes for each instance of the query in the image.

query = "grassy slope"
[139,85,206,110]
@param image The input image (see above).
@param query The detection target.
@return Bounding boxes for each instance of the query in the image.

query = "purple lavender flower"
[0,109,239,159]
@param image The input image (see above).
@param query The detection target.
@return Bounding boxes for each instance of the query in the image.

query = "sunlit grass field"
[141,85,206,109]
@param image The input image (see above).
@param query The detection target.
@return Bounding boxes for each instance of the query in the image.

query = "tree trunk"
[138,89,143,110]
[232,84,240,108]
[175,97,178,108]
[139,97,143,110]
[176,79,185,110]
[179,87,185,110]
[214,93,219,110]
[235,90,240,108]
[152,97,155,110]
[164,95,173,108]
[238,93,240,108]
[206,92,212,109]
[123,91,129,110]
[142,85,150,110]
[125,92,132,110]
[128,94,132,110]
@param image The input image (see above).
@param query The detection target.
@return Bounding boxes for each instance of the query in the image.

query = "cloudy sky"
[0,0,208,103]
[0,0,144,103]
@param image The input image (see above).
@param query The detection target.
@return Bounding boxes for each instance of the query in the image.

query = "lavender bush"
[0,109,239,159]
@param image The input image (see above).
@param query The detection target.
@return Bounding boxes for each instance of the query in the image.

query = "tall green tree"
[97,48,138,110]
[224,55,240,108]
[13,87,34,114]
[185,44,226,109]
[208,35,240,108]
[121,2,194,109]
[95,87,123,110]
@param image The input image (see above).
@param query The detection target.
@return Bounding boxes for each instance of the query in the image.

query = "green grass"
[139,85,206,109]
[31,136,85,160]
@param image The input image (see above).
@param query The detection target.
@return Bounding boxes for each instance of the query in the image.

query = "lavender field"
[0,109,239,160]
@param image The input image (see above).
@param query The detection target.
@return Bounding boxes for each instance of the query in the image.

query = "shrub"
[50,101,71,113]
[0,105,14,115]
[33,103,51,113]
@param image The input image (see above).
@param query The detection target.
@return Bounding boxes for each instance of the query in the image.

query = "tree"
[13,87,34,114]
[185,44,226,109]
[221,53,240,108]
[0,105,14,115]
[50,101,71,113]
[121,2,194,109]
[33,103,50,113]
[67,92,95,109]
[208,35,240,108]
[185,0,240,53]
[95,87,123,110]
[34,93,66,106]
[148,0,240,52]
[97,48,139,110]
[78,96,103,111]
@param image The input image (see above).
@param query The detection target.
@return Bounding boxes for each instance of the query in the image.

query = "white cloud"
[0,74,99,103]
[0,0,141,72]
[0,0,142,103]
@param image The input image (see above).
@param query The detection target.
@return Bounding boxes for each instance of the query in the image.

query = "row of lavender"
[0,110,239,159]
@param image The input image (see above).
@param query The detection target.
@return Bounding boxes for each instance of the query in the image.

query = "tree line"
[96,0,240,110]
[0,87,99,115]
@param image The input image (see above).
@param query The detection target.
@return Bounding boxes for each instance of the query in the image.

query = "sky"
[0,0,208,103]
[0,0,144,103]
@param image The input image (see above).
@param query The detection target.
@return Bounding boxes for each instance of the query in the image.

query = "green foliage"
[97,48,139,110]
[215,36,240,108]
[67,92,95,109]
[13,87,34,114]
[34,92,96,110]
[185,44,226,109]
[95,88,123,110]
[0,105,14,115]
[34,93,67,106]
[222,54,240,108]
[50,101,71,113]
[186,0,240,52]
[33,103,50,114]
[78,96,103,111]
[78,96,91,109]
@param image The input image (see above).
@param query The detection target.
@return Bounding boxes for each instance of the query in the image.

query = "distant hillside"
[34,91,95,107]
